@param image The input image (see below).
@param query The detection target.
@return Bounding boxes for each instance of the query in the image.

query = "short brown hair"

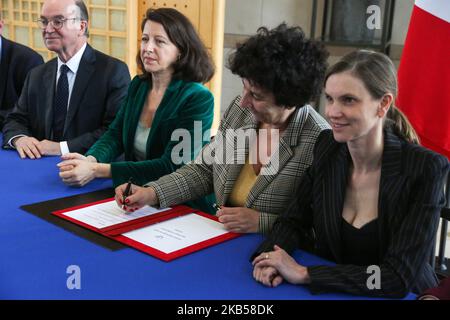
[137,8,214,83]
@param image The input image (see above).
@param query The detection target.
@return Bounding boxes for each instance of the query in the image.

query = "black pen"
[122,178,133,208]
[212,203,221,212]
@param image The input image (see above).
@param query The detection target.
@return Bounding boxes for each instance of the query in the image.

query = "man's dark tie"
[53,64,70,141]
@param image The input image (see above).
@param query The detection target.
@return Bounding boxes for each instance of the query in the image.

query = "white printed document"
[123,213,229,253]
[62,200,171,229]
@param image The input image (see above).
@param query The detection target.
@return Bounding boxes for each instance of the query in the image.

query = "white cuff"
[8,135,27,149]
[60,141,70,155]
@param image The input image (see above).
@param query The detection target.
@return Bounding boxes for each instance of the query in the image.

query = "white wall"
[392,0,415,45]
[221,48,242,117]
[221,0,416,114]
[225,0,312,35]
[222,0,314,113]
[224,0,414,40]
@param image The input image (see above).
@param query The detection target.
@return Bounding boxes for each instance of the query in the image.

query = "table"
[0,138,415,300]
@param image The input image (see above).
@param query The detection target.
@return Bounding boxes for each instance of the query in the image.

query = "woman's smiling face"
[324,71,385,143]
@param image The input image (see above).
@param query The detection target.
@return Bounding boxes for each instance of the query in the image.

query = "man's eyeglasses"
[36,17,80,30]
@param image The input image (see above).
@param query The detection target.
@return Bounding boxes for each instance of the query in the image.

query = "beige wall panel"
[198,0,213,48]
[140,0,200,28]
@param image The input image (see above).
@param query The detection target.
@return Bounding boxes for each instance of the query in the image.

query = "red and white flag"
[397,0,450,159]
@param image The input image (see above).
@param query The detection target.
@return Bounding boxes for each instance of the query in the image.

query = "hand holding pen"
[115,179,159,212]
[122,178,133,211]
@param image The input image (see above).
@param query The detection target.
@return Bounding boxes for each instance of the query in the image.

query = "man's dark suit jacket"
[253,129,450,298]
[2,43,130,153]
[0,36,44,130]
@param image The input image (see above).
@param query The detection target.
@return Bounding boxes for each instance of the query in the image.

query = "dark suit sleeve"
[84,87,129,162]
[0,43,43,130]
[2,72,34,148]
[307,154,449,298]
[17,53,44,90]
[28,53,45,69]
[66,61,130,153]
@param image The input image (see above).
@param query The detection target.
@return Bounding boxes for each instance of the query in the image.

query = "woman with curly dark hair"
[228,23,327,112]
[114,23,330,234]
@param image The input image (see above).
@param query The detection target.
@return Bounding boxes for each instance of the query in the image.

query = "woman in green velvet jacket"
[57,8,215,210]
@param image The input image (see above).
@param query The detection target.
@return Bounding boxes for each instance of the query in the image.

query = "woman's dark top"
[341,218,379,266]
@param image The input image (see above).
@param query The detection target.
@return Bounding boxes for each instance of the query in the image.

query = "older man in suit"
[0,12,44,130]
[2,0,130,158]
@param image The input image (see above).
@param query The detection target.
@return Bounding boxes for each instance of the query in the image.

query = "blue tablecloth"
[0,139,415,300]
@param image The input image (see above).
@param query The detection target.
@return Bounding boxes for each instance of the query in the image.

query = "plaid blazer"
[146,96,330,233]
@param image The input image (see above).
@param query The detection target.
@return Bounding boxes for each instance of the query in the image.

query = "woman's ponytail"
[386,106,420,144]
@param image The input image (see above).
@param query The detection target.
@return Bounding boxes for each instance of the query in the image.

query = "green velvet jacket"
[86,75,216,213]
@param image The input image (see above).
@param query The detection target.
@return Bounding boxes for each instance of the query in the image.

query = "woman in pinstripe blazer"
[252,50,449,298]
[114,24,330,234]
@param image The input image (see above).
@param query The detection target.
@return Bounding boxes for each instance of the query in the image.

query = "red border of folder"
[52,198,241,261]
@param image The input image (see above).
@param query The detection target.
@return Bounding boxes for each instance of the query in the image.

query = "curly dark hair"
[228,23,329,107]
[137,8,215,83]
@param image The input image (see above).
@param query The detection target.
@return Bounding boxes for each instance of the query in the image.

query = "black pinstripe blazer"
[253,129,449,298]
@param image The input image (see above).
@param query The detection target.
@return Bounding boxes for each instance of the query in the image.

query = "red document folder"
[52,198,241,261]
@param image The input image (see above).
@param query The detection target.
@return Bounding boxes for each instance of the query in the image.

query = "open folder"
[52,198,241,261]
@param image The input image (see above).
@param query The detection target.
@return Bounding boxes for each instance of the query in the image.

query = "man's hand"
[13,136,43,159]
[13,137,64,159]
[37,139,61,156]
